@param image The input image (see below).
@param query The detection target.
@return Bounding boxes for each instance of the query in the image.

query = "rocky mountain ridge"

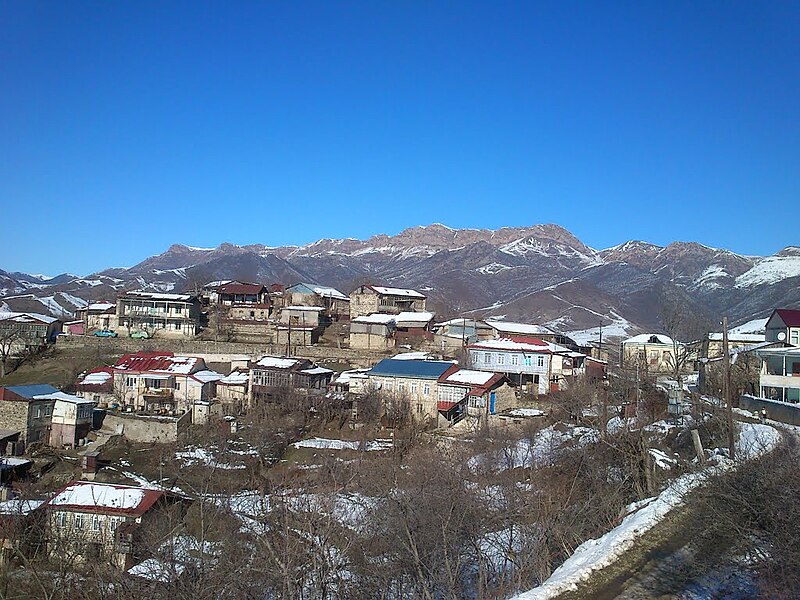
[3,223,799,339]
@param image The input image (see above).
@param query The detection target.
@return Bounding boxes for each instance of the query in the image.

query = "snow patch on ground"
[292,437,393,452]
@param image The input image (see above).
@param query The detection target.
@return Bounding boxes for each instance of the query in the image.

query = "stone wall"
[739,394,800,426]
[0,401,29,442]
[98,411,191,443]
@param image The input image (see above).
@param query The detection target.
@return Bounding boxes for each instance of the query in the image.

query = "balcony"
[760,374,800,389]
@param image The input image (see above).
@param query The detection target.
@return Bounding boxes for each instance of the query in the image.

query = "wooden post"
[723,316,735,461]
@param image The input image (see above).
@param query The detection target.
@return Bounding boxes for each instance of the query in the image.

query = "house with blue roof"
[0,384,60,448]
[365,358,456,425]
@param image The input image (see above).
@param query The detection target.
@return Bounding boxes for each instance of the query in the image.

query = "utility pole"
[722,316,735,461]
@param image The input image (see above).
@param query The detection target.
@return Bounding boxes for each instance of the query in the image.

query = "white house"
[467,337,553,395]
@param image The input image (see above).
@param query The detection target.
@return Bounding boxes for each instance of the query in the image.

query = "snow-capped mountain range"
[3,224,799,339]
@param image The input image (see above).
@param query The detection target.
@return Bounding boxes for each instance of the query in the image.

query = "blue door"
[490,392,496,415]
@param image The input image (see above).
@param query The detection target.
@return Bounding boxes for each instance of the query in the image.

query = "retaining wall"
[739,394,800,426]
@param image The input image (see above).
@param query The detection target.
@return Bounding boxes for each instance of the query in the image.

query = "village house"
[62,320,85,336]
[349,314,397,350]
[116,291,202,338]
[0,384,59,449]
[436,368,515,425]
[46,392,96,449]
[109,352,222,414]
[431,318,493,350]
[393,312,436,345]
[619,333,688,375]
[249,356,333,405]
[0,312,62,352]
[765,308,800,346]
[467,337,554,395]
[276,306,325,346]
[45,481,185,570]
[703,331,767,359]
[285,283,350,321]
[76,367,116,406]
[349,285,427,319]
[214,368,249,412]
[75,302,117,332]
[364,358,455,424]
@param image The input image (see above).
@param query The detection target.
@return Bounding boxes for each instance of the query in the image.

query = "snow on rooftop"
[255,356,300,369]
[87,302,115,311]
[301,367,333,375]
[124,291,193,301]
[191,370,224,383]
[369,286,426,298]
[81,371,112,385]
[707,332,765,342]
[50,482,147,510]
[33,391,95,404]
[312,286,349,300]
[485,320,555,336]
[283,305,325,311]
[729,317,768,335]
[219,370,249,385]
[621,333,676,345]
[394,311,434,324]
[0,311,59,324]
[443,369,495,386]
[392,351,435,361]
[352,313,396,324]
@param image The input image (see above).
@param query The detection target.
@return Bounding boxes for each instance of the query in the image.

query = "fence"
[739,394,800,426]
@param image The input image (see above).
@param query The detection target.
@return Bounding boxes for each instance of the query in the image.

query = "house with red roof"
[766,309,800,347]
[436,367,514,424]
[45,480,186,569]
[104,351,222,414]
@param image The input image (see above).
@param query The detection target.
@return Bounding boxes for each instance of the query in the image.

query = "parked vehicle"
[93,330,118,338]
[130,330,150,339]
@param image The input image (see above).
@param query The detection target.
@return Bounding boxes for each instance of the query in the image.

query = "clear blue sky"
[1,1,798,274]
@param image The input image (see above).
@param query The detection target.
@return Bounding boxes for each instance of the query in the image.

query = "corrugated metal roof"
[368,359,454,379]
[2,384,60,399]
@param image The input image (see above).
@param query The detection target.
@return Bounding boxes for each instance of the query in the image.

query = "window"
[537,356,545,368]
[484,352,491,364]
[398,382,405,392]
[524,356,532,367]
[91,515,101,531]
[35,407,42,419]
[56,512,67,528]
[175,381,181,391]
[386,380,394,391]
[74,514,85,529]
[417,403,423,414]
[423,384,430,396]
[410,382,418,394]
[174,321,182,331]
[250,311,255,318]
[126,377,136,388]
[498,353,505,365]
[511,354,519,366]
[791,330,799,346]
[45,405,52,417]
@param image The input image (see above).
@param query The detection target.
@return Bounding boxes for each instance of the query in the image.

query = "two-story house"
[45,481,185,569]
[349,285,427,319]
[47,392,96,449]
[484,320,577,348]
[0,384,59,449]
[75,302,118,333]
[364,358,455,424]
[0,312,62,353]
[249,356,333,405]
[756,345,800,403]
[285,283,350,321]
[436,368,514,424]
[116,292,202,338]
[467,337,553,395]
[619,333,688,375]
[276,306,325,346]
[112,352,222,413]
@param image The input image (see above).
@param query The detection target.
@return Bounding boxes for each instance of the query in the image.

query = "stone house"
[364,358,455,425]
[76,367,116,407]
[275,306,325,346]
[436,368,515,424]
[215,369,249,411]
[619,333,689,375]
[349,285,427,319]
[349,314,397,350]
[0,384,59,449]
[285,283,350,321]
[45,481,185,570]
[393,312,435,346]
[116,292,202,338]
[75,302,118,332]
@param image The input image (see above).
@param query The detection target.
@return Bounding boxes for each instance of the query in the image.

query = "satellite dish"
[778,332,787,341]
